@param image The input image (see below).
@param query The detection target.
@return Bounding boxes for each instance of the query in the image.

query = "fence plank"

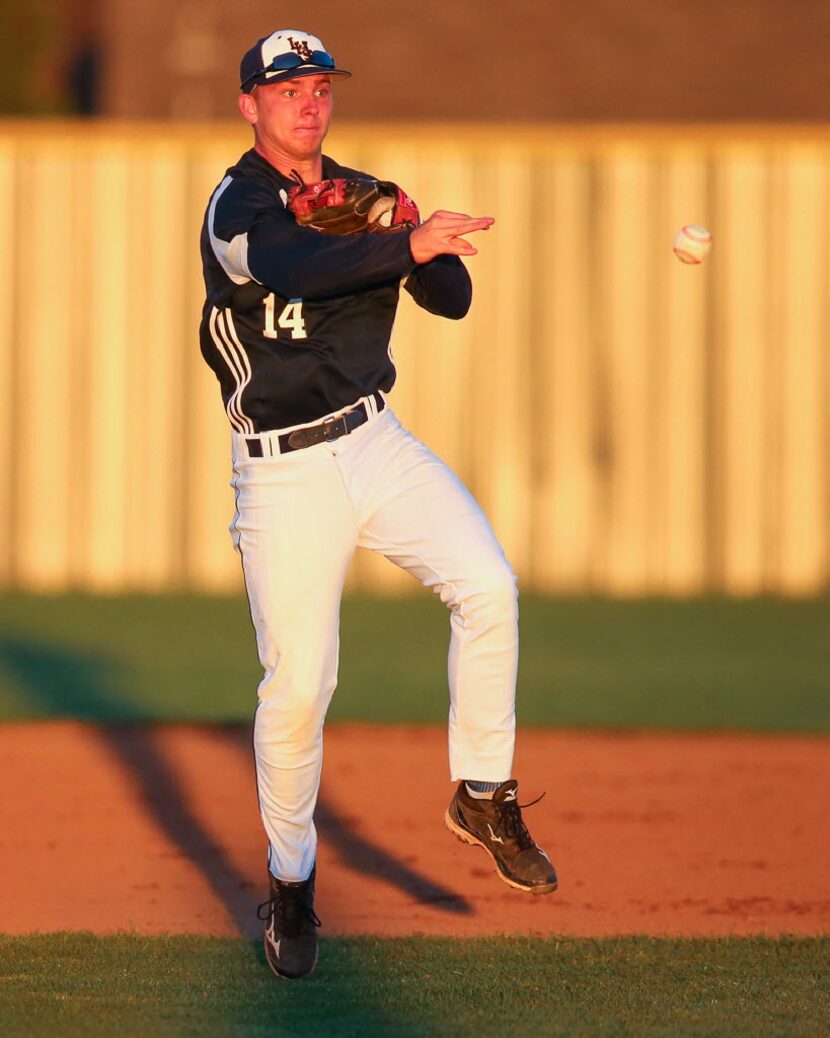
[597,150,655,593]
[776,149,828,591]
[716,147,769,593]
[83,143,132,590]
[655,149,710,592]
[533,155,598,590]
[14,145,77,589]
[470,150,534,576]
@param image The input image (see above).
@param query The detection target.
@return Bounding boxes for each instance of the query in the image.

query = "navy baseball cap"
[240,30,351,92]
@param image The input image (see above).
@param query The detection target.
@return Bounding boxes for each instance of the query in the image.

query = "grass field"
[2,934,827,1038]
[0,593,827,729]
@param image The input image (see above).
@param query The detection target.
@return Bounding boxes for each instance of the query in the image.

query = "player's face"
[244,75,333,161]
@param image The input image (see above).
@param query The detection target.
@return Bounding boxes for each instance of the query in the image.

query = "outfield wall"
[0,122,828,594]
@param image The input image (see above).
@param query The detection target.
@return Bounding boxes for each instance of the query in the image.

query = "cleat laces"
[491,792,546,850]
[257,883,321,936]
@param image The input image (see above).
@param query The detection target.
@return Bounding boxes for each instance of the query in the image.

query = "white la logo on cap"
[260,30,326,78]
[240,28,350,91]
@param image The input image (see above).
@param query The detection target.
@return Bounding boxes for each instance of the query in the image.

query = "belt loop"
[322,415,344,442]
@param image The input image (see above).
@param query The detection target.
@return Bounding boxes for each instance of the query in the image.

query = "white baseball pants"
[230,400,518,883]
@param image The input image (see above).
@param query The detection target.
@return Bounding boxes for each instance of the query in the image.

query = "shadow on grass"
[1,638,145,720]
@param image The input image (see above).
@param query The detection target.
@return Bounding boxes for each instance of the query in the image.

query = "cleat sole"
[444,809,558,896]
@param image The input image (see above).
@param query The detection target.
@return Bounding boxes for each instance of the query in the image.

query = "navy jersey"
[199,149,472,432]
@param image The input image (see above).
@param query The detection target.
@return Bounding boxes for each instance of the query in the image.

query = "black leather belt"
[245,392,386,457]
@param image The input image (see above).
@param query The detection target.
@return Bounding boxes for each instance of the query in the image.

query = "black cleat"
[257,865,321,980]
[445,780,558,895]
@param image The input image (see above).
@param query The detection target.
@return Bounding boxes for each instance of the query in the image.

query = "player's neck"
[254,141,322,184]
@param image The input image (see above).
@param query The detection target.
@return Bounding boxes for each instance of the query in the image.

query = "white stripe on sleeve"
[208,176,258,286]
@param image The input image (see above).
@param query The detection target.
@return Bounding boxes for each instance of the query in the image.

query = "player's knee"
[462,560,518,629]
[258,684,334,745]
[256,653,337,726]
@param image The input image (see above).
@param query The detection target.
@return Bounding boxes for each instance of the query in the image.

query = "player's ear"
[238,91,258,126]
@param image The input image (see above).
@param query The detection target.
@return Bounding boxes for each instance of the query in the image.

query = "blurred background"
[1,12,828,1004]
[3,0,829,121]
[0,0,828,601]
[0,0,825,759]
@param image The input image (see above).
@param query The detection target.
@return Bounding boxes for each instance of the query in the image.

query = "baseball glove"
[286,173,419,235]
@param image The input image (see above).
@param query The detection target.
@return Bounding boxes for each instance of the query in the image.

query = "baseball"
[368,195,396,227]
[672,225,713,264]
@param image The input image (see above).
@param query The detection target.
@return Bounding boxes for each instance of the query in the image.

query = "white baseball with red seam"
[672,225,713,264]
[368,196,396,226]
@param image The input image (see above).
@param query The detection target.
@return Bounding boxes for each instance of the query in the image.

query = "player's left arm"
[403,256,472,320]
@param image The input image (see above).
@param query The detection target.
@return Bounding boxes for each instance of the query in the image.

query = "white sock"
[464,780,500,799]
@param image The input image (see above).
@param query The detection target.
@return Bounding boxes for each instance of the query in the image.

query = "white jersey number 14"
[263,295,307,341]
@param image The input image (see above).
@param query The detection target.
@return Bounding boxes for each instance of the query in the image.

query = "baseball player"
[199,29,557,981]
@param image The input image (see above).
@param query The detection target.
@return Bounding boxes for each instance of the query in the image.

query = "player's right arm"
[210,179,493,302]
[249,201,494,294]
[252,209,494,294]
[248,212,418,299]
[210,175,417,300]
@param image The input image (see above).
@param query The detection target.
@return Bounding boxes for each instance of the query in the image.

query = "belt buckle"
[322,415,343,442]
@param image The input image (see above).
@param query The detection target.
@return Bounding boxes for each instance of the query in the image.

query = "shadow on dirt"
[1,634,472,936]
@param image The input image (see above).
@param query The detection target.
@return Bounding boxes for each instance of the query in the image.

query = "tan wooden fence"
[0,121,828,594]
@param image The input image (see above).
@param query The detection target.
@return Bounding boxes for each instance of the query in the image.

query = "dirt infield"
[1,722,827,938]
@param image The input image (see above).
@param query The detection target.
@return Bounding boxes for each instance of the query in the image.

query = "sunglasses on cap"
[241,50,336,91]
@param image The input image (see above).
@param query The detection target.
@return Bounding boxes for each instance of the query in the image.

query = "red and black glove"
[287,174,419,235]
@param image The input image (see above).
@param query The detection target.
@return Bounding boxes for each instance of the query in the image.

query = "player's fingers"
[430,209,471,221]
[437,226,492,249]
[442,236,478,255]
[439,217,494,235]
[428,212,495,231]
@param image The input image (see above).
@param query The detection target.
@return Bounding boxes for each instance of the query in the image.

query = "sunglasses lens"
[271,53,304,70]
[310,51,335,67]
[270,50,335,72]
